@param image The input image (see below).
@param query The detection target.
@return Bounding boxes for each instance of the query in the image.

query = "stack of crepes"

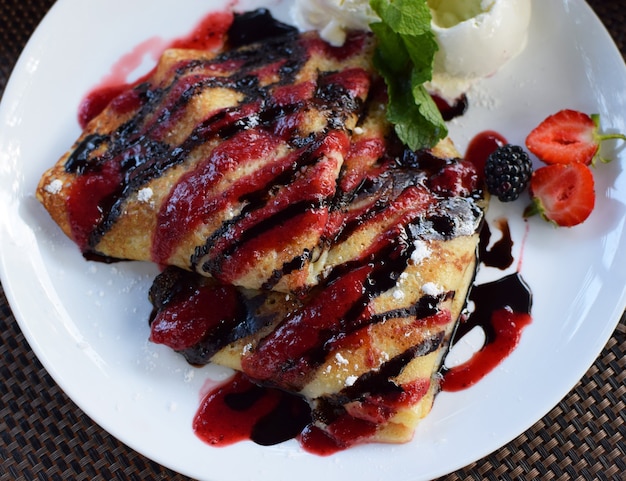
[37,21,487,447]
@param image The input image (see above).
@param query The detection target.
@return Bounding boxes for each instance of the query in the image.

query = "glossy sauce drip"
[432,94,468,121]
[441,272,532,392]
[436,135,532,391]
[465,130,508,178]
[78,11,234,128]
[193,372,311,447]
[479,218,514,269]
[190,334,444,455]
[226,8,298,48]
[71,10,246,213]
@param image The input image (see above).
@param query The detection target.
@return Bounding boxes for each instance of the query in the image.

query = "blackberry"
[484,144,532,202]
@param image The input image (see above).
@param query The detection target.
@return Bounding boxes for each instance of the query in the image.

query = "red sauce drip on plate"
[193,373,311,447]
[77,10,234,128]
[441,272,532,392]
[441,218,532,391]
[441,305,531,392]
[192,373,378,455]
[465,130,508,179]
[192,372,433,455]
[170,10,234,51]
[431,94,468,121]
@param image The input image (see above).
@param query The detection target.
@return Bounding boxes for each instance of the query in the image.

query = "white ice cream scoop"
[428,0,532,99]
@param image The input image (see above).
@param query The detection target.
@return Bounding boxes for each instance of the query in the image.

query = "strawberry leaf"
[590,113,626,165]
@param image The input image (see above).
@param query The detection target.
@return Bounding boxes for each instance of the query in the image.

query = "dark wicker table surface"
[1,1,624,480]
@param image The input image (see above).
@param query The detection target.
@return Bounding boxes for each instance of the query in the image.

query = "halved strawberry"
[525,109,626,165]
[523,163,595,227]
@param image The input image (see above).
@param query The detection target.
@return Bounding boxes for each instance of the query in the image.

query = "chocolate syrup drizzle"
[135,10,492,452]
[65,28,309,247]
[63,9,524,453]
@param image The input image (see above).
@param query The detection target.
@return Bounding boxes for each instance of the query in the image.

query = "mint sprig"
[369,0,447,151]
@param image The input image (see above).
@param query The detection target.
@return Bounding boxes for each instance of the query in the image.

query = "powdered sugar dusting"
[137,187,154,203]
[44,179,63,194]
[411,239,432,264]
[422,282,443,296]
[335,352,349,365]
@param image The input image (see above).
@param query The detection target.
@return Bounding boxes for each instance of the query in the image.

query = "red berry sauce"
[441,274,532,391]
[142,18,529,453]
[432,94,468,121]
[72,8,532,454]
[63,11,377,281]
[193,372,311,447]
[78,11,233,129]
[465,130,508,179]
[441,218,532,391]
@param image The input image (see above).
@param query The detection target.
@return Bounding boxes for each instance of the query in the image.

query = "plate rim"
[1,0,625,480]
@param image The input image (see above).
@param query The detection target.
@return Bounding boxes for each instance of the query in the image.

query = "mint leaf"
[384,71,446,150]
[404,33,439,84]
[369,21,408,75]
[369,0,447,151]
[370,0,432,35]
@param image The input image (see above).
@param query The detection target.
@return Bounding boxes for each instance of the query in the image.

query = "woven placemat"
[1,1,624,480]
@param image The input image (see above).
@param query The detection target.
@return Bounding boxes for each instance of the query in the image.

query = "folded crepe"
[37,23,487,447]
[146,74,486,446]
[37,29,379,293]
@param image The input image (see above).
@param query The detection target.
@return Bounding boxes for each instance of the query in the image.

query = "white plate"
[1,1,625,480]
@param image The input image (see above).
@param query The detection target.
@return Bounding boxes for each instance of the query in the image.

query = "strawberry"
[523,163,595,227]
[525,109,626,165]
